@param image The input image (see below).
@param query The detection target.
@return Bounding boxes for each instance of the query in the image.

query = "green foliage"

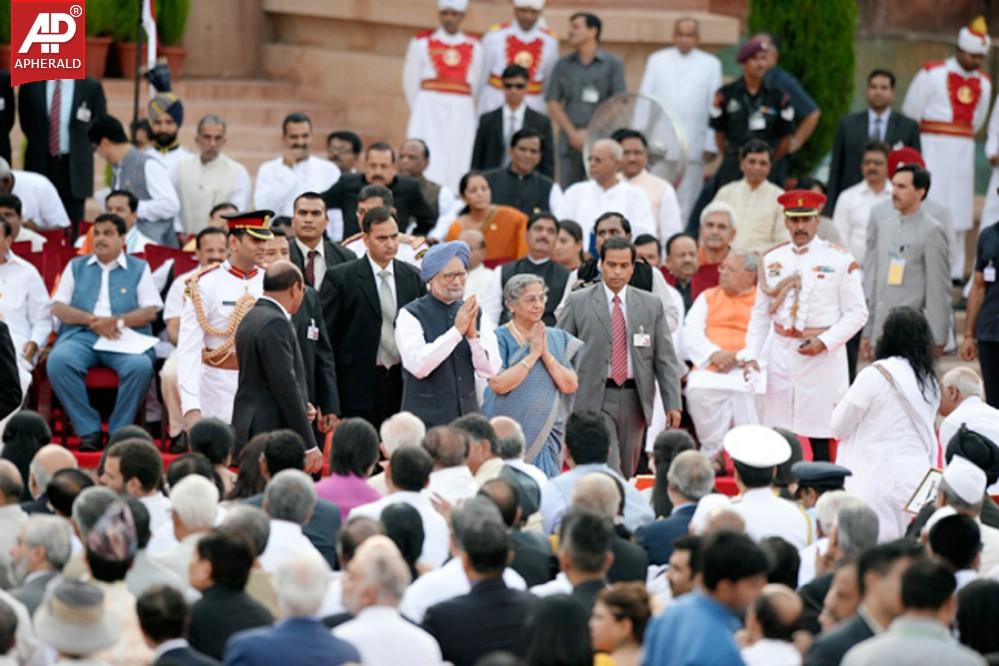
[0,1,9,43]
[156,0,191,46]
[109,0,141,42]
[748,0,857,177]
[85,0,114,38]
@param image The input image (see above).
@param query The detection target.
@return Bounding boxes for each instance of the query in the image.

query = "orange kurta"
[703,286,756,352]
[446,204,528,268]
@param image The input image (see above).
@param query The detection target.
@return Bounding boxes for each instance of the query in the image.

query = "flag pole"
[131,0,143,142]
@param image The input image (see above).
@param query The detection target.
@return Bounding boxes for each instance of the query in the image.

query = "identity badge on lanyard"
[986,260,996,283]
[887,248,906,286]
[581,85,599,104]
[744,93,765,131]
[633,325,651,348]
[307,318,320,341]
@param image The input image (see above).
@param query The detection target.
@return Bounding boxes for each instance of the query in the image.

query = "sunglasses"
[504,82,527,90]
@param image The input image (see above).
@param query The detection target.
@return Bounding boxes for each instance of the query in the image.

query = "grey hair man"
[9,515,73,614]
[177,113,251,234]
[153,475,219,584]
[798,491,872,587]
[369,412,427,495]
[259,470,322,573]
[939,367,999,450]
[335,536,443,664]
[0,461,26,589]
[25,444,78,509]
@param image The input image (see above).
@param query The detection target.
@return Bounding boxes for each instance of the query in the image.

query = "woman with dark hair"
[189,418,237,495]
[832,306,940,540]
[646,430,695,518]
[379,502,424,581]
[226,436,268,502]
[772,428,804,500]
[1,410,50,500]
[554,219,585,272]
[315,418,381,521]
[445,171,528,268]
[957,578,999,656]
[589,583,651,666]
[523,594,593,665]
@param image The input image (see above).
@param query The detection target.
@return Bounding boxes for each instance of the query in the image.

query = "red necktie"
[305,250,318,287]
[48,81,61,157]
[610,294,628,386]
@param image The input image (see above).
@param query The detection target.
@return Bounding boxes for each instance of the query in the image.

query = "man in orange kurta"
[680,250,762,457]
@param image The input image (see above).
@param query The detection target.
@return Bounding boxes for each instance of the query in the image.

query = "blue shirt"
[540,462,655,534]
[765,66,818,122]
[642,591,745,666]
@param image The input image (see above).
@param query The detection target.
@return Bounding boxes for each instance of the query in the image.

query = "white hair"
[699,200,737,228]
[592,138,624,161]
[274,549,330,618]
[814,490,865,535]
[23,515,73,571]
[352,536,411,608]
[379,412,426,457]
[942,367,985,399]
[263,469,316,525]
[169,475,219,531]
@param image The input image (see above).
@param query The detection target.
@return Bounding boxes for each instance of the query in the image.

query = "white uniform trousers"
[686,384,761,458]
[407,90,476,193]
[198,366,239,425]
[159,352,182,438]
[922,133,974,278]
[763,334,848,439]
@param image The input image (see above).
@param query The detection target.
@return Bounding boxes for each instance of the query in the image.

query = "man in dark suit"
[322,142,436,238]
[285,191,355,297]
[0,321,20,420]
[472,64,554,178]
[826,69,920,213]
[479,478,555,587]
[19,76,107,225]
[136,585,218,666]
[325,207,425,428]
[804,540,923,666]
[555,510,614,615]
[422,521,535,665]
[232,261,321,474]
[635,450,713,565]
[0,71,14,166]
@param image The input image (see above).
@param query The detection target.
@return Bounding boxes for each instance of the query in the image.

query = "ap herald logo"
[11,0,86,86]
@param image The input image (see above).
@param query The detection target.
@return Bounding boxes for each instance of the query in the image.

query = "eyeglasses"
[519,294,548,305]
[504,82,527,90]
[439,270,468,281]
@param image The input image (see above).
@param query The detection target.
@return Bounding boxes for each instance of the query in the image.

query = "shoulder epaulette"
[980,70,993,83]
[190,263,220,283]
[414,29,434,39]
[540,26,556,37]
[826,241,850,253]
[923,60,945,71]
[762,240,791,256]
[487,21,510,32]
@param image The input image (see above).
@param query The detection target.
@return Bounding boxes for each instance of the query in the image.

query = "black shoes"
[79,432,105,452]
[168,432,189,454]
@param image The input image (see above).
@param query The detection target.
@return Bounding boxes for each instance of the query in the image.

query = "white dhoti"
[195,366,239,424]
[762,335,848,438]
[676,161,705,225]
[407,91,476,193]
[922,133,974,278]
[685,368,764,457]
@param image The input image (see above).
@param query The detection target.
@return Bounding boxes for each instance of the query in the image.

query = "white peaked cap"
[943,455,987,504]
[723,425,792,468]
[513,0,545,10]
[439,0,468,11]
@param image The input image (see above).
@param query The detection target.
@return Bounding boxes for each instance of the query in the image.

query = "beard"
[154,131,178,147]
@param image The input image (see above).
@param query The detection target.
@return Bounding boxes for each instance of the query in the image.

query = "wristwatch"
[116,318,125,331]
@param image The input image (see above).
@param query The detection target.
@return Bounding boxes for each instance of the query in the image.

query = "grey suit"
[863,202,950,345]
[557,283,681,477]
[10,570,58,616]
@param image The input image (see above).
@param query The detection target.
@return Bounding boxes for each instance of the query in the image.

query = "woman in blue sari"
[483,274,582,477]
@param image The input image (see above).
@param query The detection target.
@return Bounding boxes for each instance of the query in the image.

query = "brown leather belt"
[202,349,239,371]
[773,323,829,339]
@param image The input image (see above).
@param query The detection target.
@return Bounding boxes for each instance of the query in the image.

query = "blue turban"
[421,240,470,282]
[148,92,184,127]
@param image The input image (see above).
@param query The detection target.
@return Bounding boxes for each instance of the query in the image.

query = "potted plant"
[156,0,190,77]
[111,0,141,80]
[85,0,113,79]
[0,1,10,71]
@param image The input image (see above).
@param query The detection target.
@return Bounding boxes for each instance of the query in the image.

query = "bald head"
[29,445,77,500]
[704,508,746,534]
[0,460,22,505]
[458,229,486,270]
[588,139,623,187]
[343,535,412,613]
[490,416,525,460]
[748,583,804,642]
[571,473,621,520]
[262,259,303,294]
[422,426,468,469]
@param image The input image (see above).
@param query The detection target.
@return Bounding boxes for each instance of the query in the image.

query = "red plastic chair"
[143,244,198,275]
[37,228,68,248]
[9,241,33,258]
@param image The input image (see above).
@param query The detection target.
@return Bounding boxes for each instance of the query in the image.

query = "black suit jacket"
[187,586,274,660]
[826,109,921,212]
[154,644,219,666]
[292,286,339,416]
[324,257,426,413]
[0,321,21,420]
[19,77,107,199]
[20,494,51,515]
[322,174,436,237]
[232,298,315,451]
[287,237,356,291]
[471,106,555,178]
[635,504,696,566]
[804,612,876,666]
[799,572,833,635]
[0,71,14,165]
[422,578,535,666]
[510,530,556,587]
[609,536,649,585]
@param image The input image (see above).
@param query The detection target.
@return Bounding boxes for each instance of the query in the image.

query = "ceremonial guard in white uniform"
[403,0,482,192]
[477,0,559,115]
[177,211,272,427]
[740,190,868,461]
[902,16,992,279]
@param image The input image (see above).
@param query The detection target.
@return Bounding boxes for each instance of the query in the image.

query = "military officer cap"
[790,461,852,490]
[736,38,768,64]
[223,209,274,240]
[777,189,826,218]
[723,425,791,468]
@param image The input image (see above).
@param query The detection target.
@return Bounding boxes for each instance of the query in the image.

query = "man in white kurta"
[615,129,684,244]
[477,0,559,115]
[638,17,722,220]
[403,0,482,192]
[902,18,992,279]
[740,190,868,459]
[560,139,655,248]
[254,115,341,218]
[176,115,252,235]
[832,143,892,264]
[712,143,787,254]
[0,237,50,412]
[0,160,71,230]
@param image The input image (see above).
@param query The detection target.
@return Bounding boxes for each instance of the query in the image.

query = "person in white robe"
[176,114,252,235]
[254,113,340,218]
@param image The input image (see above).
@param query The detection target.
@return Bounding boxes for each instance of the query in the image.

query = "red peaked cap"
[888,147,925,178]
[777,189,826,217]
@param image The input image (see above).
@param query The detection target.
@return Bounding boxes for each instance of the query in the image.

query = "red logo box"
[11,0,86,86]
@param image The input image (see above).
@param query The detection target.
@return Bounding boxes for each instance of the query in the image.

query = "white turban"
[958,16,991,55]
[513,0,545,9]
[439,0,468,11]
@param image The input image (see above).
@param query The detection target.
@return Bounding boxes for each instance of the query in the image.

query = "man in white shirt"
[0,195,47,252]
[335,536,444,664]
[369,412,426,496]
[459,229,493,301]
[99,439,172,533]
[613,129,684,244]
[740,584,806,666]
[939,367,999,448]
[258,470,323,574]
[176,114,252,235]
[105,190,155,254]
[145,92,194,187]
[833,141,892,263]
[153,475,218,586]
[638,17,722,220]
[0,218,50,403]
[423,426,479,504]
[254,113,341,218]
[48,213,163,451]
[351,446,450,568]
[560,139,656,248]
[712,139,787,253]
[0,158,71,230]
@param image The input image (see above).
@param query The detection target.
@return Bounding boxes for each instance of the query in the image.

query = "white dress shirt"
[741,639,802,666]
[112,157,181,225]
[296,237,327,291]
[333,606,443,665]
[425,465,479,505]
[939,396,999,454]
[502,103,527,156]
[368,254,396,304]
[139,493,172,535]
[0,253,51,364]
[399,556,527,623]
[350,490,450,568]
[395,304,501,381]
[832,179,892,263]
[52,252,163,317]
[258,519,321,573]
[560,178,656,245]
[254,155,341,218]
[12,170,71,229]
[868,108,892,142]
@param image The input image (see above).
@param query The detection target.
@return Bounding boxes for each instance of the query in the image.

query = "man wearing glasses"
[396,240,501,427]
